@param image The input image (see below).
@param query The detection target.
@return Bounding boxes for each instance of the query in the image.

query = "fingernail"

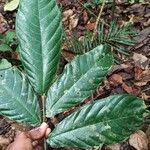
[45,128,51,137]
[40,122,48,129]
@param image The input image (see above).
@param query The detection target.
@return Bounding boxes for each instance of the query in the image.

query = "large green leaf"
[0,68,41,126]
[47,95,147,149]
[16,0,62,94]
[46,45,113,117]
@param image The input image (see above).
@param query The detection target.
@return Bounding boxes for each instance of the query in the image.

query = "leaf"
[94,0,113,4]
[47,94,147,149]
[0,59,12,70]
[0,44,12,52]
[4,0,20,11]
[0,68,41,126]
[5,31,16,44]
[16,0,62,94]
[46,45,113,117]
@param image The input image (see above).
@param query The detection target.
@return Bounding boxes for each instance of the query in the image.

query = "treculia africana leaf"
[16,0,62,94]
[0,68,41,126]
[46,45,113,117]
[47,94,147,149]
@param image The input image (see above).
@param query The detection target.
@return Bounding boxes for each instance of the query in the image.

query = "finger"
[32,140,38,147]
[45,128,51,137]
[34,145,43,150]
[28,122,48,140]
[15,132,28,140]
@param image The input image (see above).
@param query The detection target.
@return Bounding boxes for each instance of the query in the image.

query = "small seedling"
[0,31,17,52]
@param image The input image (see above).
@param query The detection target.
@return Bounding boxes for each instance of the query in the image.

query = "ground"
[0,0,150,150]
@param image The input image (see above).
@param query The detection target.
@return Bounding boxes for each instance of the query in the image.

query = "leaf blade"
[16,0,62,94]
[0,44,12,52]
[46,45,113,117]
[47,94,147,149]
[0,68,41,126]
[4,0,19,11]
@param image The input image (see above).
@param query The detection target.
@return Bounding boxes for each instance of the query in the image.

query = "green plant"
[65,21,137,56]
[0,0,148,149]
[0,31,18,52]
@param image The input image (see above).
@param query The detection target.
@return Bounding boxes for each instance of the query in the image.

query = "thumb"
[27,122,50,141]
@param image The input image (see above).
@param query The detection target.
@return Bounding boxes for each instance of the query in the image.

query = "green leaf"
[16,0,62,94]
[5,31,16,44]
[0,59,12,70]
[4,0,20,11]
[0,68,41,126]
[46,45,113,117]
[94,0,113,4]
[0,44,12,51]
[47,94,147,149]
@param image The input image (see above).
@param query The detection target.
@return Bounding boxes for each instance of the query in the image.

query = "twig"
[92,1,106,41]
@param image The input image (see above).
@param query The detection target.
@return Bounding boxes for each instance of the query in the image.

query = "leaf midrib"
[37,0,44,93]
[50,54,110,110]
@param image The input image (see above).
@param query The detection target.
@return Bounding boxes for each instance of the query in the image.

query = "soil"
[0,0,150,150]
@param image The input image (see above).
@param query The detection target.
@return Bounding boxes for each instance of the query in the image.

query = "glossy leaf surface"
[47,95,147,149]
[16,0,62,94]
[46,45,113,117]
[0,68,41,126]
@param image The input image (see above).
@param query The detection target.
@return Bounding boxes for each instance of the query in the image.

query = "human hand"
[6,122,51,150]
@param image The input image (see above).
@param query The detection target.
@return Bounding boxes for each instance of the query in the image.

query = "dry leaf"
[109,74,123,85]
[62,9,73,22]
[69,14,79,30]
[62,50,75,62]
[129,130,149,150]
[107,143,121,150]
[122,83,133,94]
[0,136,10,145]
[86,22,96,31]
[133,53,149,69]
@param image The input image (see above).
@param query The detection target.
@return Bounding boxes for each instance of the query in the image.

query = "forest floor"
[0,0,150,150]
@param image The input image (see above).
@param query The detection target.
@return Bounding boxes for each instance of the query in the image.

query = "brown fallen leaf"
[134,81,148,87]
[134,27,150,43]
[69,14,79,30]
[133,53,149,69]
[83,10,89,24]
[129,130,149,150]
[0,136,10,145]
[62,9,74,22]
[108,74,123,85]
[146,126,150,146]
[122,83,134,94]
[62,50,75,62]
[141,93,150,101]
[86,22,96,31]
[134,68,150,87]
[134,67,144,80]
[107,143,121,150]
